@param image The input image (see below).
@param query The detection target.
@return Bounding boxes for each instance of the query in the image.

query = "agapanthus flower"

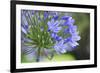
[44,11,49,20]
[21,11,28,34]
[21,10,81,62]
[61,16,75,26]
[52,16,81,53]
[54,40,67,54]
[47,19,62,33]
[51,33,62,41]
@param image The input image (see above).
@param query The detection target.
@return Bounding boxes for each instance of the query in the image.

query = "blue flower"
[61,16,75,26]
[31,10,34,15]
[21,10,29,34]
[64,25,78,35]
[44,12,48,20]
[54,40,67,54]
[21,10,35,34]
[52,15,81,53]
[47,19,62,33]
[51,33,62,41]
[53,15,59,20]
[61,16,70,20]
[64,36,80,49]
[63,25,81,49]
[21,24,28,34]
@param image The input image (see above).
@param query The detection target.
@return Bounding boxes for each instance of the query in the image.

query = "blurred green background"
[21,12,90,63]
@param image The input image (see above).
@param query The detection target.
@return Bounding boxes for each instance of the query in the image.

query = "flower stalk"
[36,48,41,62]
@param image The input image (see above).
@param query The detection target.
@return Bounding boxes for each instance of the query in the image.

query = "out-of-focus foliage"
[21,53,75,63]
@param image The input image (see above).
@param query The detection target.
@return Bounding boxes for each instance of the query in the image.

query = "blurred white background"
[0,0,99,73]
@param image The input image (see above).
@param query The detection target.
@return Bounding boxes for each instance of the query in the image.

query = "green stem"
[36,48,41,62]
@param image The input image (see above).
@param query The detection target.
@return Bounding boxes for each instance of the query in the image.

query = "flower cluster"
[21,10,81,62]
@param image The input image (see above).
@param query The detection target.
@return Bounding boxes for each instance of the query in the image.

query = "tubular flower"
[47,19,62,33]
